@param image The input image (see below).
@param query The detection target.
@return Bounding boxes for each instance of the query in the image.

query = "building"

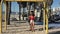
[52,7,60,15]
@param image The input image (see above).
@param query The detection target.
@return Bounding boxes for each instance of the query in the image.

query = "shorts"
[30,20,34,24]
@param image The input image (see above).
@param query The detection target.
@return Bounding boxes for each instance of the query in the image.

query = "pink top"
[29,15,35,20]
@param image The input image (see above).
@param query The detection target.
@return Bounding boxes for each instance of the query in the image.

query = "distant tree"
[21,2,27,8]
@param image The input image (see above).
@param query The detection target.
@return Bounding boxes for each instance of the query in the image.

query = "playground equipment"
[0,0,2,34]
[0,0,53,34]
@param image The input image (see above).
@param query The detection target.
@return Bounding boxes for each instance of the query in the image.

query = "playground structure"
[0,0,53,34]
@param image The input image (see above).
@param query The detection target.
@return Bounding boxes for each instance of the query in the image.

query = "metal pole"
[43,2,48,34]
[0,0,2,33]
[45,7,48,34]
[4,1,7,31]
[5,2,7,30]
[43,2,46,32]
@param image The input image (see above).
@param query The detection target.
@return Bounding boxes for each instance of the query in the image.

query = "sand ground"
[2,21,60,34]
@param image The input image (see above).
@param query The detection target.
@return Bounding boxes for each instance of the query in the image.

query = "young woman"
[29,11,35,31]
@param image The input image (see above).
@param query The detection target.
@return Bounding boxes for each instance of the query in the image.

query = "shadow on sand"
[49,31,60,34]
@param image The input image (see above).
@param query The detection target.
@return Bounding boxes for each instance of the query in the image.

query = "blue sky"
[51,0,60,8]
[2,2,19,12]
[3,0,60,12]
[11,2,19,12]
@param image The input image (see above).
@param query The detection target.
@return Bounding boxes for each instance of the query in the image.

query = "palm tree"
[21,2,27,20]
[6,2,11,25]
[47,0,53,22]
[8,2,11,25]
[6,2,8,25]
[17,2,21,21]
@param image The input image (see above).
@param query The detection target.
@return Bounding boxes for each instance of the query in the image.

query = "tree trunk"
[19,4,21,21]
[7,2,11,25]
